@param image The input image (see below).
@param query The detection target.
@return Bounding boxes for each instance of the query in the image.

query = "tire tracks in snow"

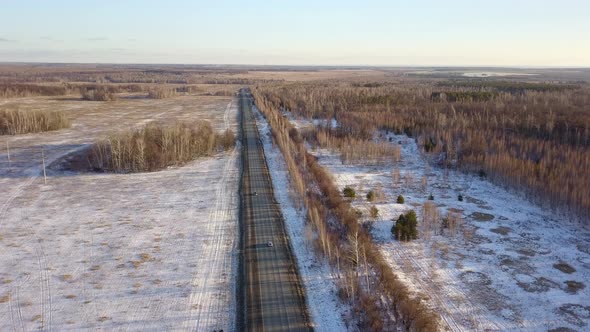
[33,234,52,332]
[0,144,98,331]
[184,100,238,331]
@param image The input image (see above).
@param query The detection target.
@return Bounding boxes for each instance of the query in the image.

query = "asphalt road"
[238,89,312,332]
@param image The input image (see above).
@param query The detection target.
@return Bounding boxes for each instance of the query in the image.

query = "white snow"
[408,70,537,77]
[252,106,350,332]
[306,130,590,331]
[462,72,537,77]
[0,97,240,331]
[280,108,338,130]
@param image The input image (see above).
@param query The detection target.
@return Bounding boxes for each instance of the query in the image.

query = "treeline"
[0,82,229,100]
[255,82,590,221]
[252,89,439,331]
[204,78,283,85]
[0,83,70,98]
[0,66,280,85]
[0,69,196,84]
[0,109,70,135]
[439,80,579,93]
[87,121,234,172]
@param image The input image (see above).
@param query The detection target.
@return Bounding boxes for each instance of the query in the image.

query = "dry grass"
[81,86,117,101]
[554,261,576,274]
[470,212,495,222]
[0,109,71,135]
[490,226,511,236]
[60,274,74,282]
[130,252,152,269]
[87,121,234,173]
[564,280,585,294]
[147,87,178,99]
[0,83,69,98]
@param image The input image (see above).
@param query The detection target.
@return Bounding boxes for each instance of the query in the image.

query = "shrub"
[343,186,356,198]
[458,194,464,201]
[0,109,71,135]
[87,121,227,172]
[428,193,434,200]
[392,210,418,241]
[369,205,379,219]
[366,190,376,202]
[217,128,236,150]
[81,87,116,101]
[396,195,405,204]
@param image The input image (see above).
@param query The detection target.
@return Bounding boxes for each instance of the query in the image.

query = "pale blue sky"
[0,0,588,66]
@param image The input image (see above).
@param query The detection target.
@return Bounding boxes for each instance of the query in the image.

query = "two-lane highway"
[238,89,312,331]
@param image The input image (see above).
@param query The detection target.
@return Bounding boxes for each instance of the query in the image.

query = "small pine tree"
[458,194,463,202]
[391,210,418,241]
[396,195,405,204]
[343,186,356,198]
[366,190,376,202]
[428,193,434,200]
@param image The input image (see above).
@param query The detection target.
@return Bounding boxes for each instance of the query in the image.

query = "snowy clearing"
[309,132,590,331]
[252,106,350,332]
[0,95,240,331]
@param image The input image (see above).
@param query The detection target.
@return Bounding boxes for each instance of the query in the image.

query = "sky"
[0,0,589,67]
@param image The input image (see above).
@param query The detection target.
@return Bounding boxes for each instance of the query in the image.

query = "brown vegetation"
[314,128,401,164]
[81,86,117,101]
[147,87,178,99]
[0,83,70,98]
[252,88,439,331]
[87,121,234,172]
[255,81,590,222]
[0,109,71,135]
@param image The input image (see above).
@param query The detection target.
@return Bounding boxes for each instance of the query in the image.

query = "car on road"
[267,241,273,247]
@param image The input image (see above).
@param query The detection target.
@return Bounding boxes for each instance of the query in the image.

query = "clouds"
[0,37,16,43]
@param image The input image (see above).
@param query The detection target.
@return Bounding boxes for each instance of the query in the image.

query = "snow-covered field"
[0,95,240,331]
[275,109,590,331]
[252,106,350,331]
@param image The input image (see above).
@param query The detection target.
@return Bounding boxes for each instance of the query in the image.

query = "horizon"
[1,0,589,67]
[1,61,589,70]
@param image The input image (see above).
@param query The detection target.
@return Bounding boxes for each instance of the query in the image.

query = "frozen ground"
[283,111,590,331]
[0,95,240,331]
[408,70,537,78]
[252,106,350,331]
[462,72,537,77]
